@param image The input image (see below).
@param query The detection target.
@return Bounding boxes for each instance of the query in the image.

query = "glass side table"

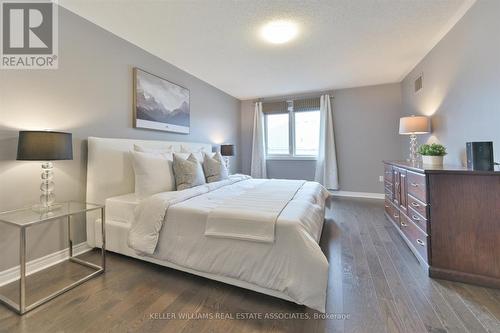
[0,202,105,315]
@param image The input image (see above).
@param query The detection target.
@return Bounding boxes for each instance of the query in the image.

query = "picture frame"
[133,68,190,134]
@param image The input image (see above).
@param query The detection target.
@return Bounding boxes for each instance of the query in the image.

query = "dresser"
[383,161,500,289]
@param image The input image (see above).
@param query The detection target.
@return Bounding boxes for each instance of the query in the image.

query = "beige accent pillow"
[173,153,206,190]
[131,151,175,197]
[203,152,229,183]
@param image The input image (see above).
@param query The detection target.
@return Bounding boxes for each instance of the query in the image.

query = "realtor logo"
[1,0,58,69]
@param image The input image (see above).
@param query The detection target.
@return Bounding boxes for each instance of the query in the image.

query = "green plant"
[417,143,447,156]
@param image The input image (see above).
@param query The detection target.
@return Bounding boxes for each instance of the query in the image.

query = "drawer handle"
[416,239,425,246]
[410,182,419,187]
[400,222,407,227]
[412,215,421,221]
[411,202,420,207]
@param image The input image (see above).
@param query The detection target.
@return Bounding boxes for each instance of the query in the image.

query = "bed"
[86,137,329,312]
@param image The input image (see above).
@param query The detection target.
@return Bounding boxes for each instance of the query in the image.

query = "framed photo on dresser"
[133,68,190,134]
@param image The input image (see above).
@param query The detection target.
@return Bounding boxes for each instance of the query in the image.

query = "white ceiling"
[60,0,475,100]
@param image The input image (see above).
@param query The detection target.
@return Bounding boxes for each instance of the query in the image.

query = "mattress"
[105,193,139,225]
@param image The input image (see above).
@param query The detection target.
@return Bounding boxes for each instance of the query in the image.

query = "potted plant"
[418,143,447,166]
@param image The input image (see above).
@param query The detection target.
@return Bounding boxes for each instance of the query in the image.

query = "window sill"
[266,156,317,161]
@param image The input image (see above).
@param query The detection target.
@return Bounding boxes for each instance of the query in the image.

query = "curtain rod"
[257,94,334,103]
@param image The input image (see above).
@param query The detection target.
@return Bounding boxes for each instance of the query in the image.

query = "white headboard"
[86,137,212,205]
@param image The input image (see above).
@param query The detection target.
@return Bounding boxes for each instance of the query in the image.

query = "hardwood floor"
[1,197,499,333]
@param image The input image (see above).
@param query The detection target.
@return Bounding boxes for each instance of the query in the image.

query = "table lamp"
[399,116,430,164]
[220,144,234,169]
[17,131,73,211]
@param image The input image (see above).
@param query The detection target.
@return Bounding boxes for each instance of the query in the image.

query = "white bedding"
[127,175,330,312]
[205,179,305,242]
[105,193,139,225]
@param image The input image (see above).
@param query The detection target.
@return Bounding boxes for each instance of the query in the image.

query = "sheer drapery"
[314,94,339,189]
[250,102,267,178]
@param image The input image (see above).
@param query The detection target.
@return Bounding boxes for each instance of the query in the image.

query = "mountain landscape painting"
[134,68,190,134]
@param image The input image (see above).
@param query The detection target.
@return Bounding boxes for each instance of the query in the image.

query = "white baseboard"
[0,242,93,287]
[330,190,384,200]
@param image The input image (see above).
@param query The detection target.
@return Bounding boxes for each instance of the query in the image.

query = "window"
[294,111,320,156]
[265,113,290,155]
[265,106,320,159]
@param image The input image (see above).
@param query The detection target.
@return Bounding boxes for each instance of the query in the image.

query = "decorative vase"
[422,155,444,166]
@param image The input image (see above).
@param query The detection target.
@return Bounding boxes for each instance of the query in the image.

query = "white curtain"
[314,94,339,189]
[250,102,267,178]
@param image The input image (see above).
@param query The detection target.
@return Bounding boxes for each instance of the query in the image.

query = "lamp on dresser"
[17,131,73,212]
[399,116,430,164]
[220,144,234,170]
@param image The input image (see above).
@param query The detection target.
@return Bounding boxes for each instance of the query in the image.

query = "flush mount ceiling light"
[260,20,298,44]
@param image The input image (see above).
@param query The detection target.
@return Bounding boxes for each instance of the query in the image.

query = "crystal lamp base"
[33,162,62,213]
[408,134,419,165]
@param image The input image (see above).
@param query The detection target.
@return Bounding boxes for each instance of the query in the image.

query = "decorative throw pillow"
[131,151,175,198]
[203,152,229,183]
[173,153,206,190]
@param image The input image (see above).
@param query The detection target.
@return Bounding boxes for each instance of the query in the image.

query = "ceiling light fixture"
[260,20,298,44]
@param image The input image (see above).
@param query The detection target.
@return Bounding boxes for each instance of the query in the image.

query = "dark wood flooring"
[1,197,499,333]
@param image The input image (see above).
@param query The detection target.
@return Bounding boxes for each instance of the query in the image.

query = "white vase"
[422,155,443,166]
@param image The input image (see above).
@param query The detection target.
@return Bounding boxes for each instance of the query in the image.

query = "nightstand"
[0,202,105,315]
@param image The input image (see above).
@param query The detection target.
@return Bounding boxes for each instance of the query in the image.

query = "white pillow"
[134,143,172,154]
[131,151,175,197]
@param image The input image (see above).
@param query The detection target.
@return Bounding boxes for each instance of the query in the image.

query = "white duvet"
[205,179,306,243]
[128,175,330,312]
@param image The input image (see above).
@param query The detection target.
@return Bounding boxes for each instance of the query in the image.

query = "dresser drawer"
[408,206,427,234]
[407,171,427,203]
[400,214,428,263]
[384,164,393,182]
[384,200,400,227]
[408,194,427,219]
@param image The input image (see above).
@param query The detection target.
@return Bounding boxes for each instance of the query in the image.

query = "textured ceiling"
[60,0,475,100]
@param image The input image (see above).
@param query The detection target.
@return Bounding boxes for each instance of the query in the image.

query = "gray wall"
[401,0,500,166]
[334,84,402,193]
[0,8,240,271]
[240,83,403,193]
[240,100,254,176]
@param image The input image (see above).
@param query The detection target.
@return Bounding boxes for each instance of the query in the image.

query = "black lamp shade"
[17,131,73,161]
[220,144,234,156]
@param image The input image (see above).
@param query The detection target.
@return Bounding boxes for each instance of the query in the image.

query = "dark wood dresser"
[383,161,500,288]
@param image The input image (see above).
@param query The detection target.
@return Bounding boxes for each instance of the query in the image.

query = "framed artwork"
[133,68,190,134]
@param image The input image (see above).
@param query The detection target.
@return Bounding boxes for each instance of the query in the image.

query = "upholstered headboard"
[86,137,212,205]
